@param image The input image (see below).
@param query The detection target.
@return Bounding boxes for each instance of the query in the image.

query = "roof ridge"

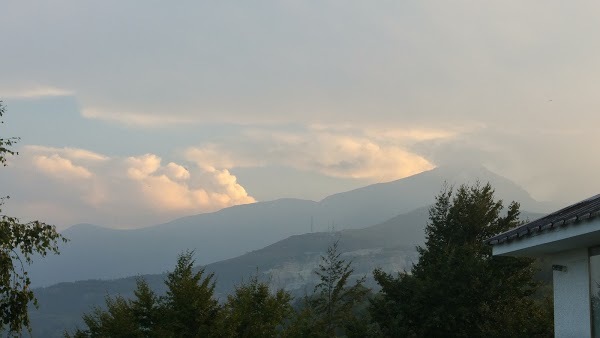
[487,194,600,245]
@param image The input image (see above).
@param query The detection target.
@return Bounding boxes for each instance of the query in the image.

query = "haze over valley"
[28,165,550,287]
[26,165,549,336]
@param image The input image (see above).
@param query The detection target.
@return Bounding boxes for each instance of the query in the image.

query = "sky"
[1,1,600,230]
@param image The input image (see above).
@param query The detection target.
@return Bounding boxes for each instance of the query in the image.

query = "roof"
[487,194,600,245]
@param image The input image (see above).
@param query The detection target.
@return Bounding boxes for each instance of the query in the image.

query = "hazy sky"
[2,1,599,229]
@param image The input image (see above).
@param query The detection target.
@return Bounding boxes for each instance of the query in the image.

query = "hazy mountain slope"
[203,207,542,296]
[316,164,550,230]
[30,207,429,337]
[28,165,549,287]
[29,207,544,337]
[202,206,431,296]
[30,198,318,287]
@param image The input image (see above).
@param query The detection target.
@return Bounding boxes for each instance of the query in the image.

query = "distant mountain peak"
[62,223,112,234]
[35,161,550,289]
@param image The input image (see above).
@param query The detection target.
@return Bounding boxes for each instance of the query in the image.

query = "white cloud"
[33,154,93,180]
[81,108,202,128]
[185,144,259,170]
[126,153,162,179]
[4,146,255,229]
[165,162,191,180]
[2,1,600,221]
[186,125,447,182]
[24,146,109,162]
[0,86,73,99]
[3,1,599,129]
[125,153,255,212]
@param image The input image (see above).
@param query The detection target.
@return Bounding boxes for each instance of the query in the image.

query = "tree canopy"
[69,252,296,338]
[286,239,374,337]
[0,100,66,334]
[66,182,554,337]
[371,183,553,337]
[220,274,293,337]
[68,243,373,337]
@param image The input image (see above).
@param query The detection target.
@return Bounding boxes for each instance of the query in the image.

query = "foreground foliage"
[0,100,65,334]
[370,183,553,337]
[286,239,374,337]
[68,251,219,338]
[66,183,553,337]
[220,275,293,337]
[68,243,370,337]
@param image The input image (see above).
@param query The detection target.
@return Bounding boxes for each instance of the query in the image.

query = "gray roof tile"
[487,194,600,245]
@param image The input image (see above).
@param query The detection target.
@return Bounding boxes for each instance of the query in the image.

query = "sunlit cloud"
[33,154,93,180]
[4,146,256,229]
[185,144,259,170]
[24,146,109,162]
[165,162,191,180]
[125,153,255,212]
[186,125,448,182]
[2,0,600,226]
[81,108,203,128]
[0,86,73,99]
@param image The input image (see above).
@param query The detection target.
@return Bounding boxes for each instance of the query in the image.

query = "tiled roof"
[487,194,600,245]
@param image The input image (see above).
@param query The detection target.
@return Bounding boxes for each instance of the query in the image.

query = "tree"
[314,239,368,336]
[219,275,293,337]
[162,250,221,337]
[371,183,553,337]
[68,252,222,337]
[130,279,162,336]
[288,239,370,337]
[67,279,163,338]
[75,295,139,338]
[0,100,66,334]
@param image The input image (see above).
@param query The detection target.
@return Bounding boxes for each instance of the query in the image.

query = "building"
[487,194,600,338]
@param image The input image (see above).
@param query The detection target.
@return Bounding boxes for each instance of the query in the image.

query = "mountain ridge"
[30,164,550,287]
[29,206,545,337]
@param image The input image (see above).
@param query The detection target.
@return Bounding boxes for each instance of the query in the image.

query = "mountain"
[29,207,428,337]
[31,198,319,287]
[28,207,544,337]
[316,164,550,230]
[28,164,550,287]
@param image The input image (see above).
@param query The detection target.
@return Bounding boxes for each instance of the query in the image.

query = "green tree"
[284,300,319,338]
[68,252,222,337]
[161,250,221,337]
[371,183,553,337]
[288,239,370,337]
[314,239,368,336]
[130,279,162,336]
[66,279,162,338]
[219,275,293,337]
[0,100,66,334]
[76,295,139,338]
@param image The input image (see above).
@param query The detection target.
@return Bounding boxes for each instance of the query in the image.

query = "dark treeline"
[66,183,554,338]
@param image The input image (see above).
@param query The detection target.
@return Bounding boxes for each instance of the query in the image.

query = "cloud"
[126,153,162,179]
[3,1,600,129]
[125,153,255,212]
[185,144,259,171]
[2,1,600,224]
[81,108,202,128]
[165,162,191,180]
[0,86,73,99]
[24,146,109,162]
[186,125,447,182]
[411,124,600,204]
[33,154,93,180]
[3,146,255,229]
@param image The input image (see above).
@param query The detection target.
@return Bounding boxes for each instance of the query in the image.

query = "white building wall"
[552,248,591,338]
[493,218,600,258]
